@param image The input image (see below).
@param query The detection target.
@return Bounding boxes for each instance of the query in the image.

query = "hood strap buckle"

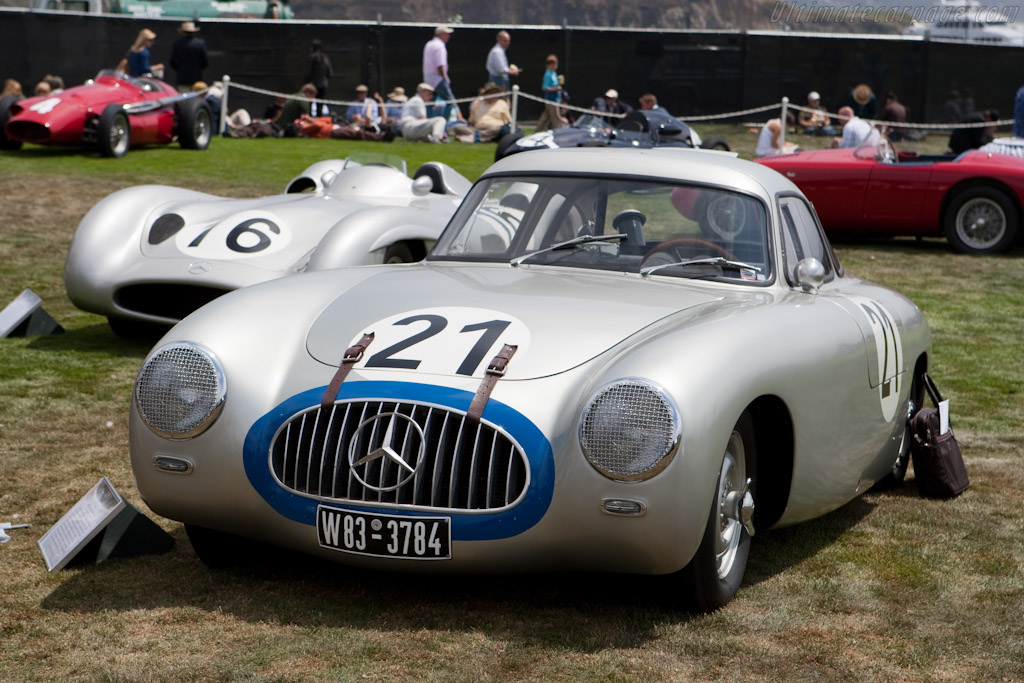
[467,344,518,424]
[320,332,375,410]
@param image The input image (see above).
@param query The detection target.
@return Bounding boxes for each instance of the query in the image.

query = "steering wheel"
[640,237,736,269]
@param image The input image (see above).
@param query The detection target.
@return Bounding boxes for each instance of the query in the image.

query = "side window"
[779,196,835,286]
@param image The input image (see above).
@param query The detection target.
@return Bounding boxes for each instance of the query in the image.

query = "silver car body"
[130,147,930,608]
[65,157,470,326]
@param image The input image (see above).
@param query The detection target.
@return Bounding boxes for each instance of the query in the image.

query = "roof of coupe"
[487,146,795,198]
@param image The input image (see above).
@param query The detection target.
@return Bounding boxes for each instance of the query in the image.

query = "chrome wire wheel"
[192,108,211,149]
[109,115,129,156]
[955,196,1006,251]
[715,430,747,580]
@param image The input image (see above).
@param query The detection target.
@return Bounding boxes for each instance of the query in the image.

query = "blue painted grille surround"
[243,380,555,541]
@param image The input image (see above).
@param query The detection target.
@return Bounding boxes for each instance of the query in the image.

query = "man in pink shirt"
[423,25,455,120]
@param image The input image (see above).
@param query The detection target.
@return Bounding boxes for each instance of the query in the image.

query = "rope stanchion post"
[511,84,519,133]
[780,96,789,149]
[221,74,230,136]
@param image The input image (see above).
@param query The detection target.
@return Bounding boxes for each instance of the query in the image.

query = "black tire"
[494,131,523,161]
[700,135,730,152]
[0,95,23,151]
[679,410,756,612]
[185,524,263,568]
[176,97,213,151]
[872,370,924,491]
[943,185,1019,254]
[107,316,169,339]
[383,241,416,264]
[97,103,130,158]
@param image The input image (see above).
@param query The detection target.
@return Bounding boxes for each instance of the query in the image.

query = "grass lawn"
[1,129,1022,681]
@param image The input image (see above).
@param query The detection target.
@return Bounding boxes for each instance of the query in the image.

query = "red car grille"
[5,120,50,144]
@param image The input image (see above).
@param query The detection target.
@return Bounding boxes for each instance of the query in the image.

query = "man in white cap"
[169,21,209,93]
[486,30,520,91]
[799,91,834,136]
[423,25,455,120]
[592,88,633,123]
[400,82,448,143]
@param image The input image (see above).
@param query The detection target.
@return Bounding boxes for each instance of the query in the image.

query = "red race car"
[0,70,212,158]
[756,139,1024,254]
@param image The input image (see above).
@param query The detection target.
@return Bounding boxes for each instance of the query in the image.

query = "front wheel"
[944,185,1019,254]
[177,97,213,150]
[97,103,130,158]
[679,410,756,612]
[872,370,924,491]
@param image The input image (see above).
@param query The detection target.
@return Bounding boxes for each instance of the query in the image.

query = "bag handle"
[922,372,944,407]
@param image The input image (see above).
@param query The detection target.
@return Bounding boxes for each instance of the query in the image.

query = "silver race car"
[130,147,930,611]
[65,155,470,335]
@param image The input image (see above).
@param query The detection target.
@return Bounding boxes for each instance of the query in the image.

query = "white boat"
[903,0,1024,46]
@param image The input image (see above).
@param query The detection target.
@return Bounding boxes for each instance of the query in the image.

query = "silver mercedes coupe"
[130,147,930,611]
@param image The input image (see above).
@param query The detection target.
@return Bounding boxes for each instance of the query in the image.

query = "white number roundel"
[174,211,292,259]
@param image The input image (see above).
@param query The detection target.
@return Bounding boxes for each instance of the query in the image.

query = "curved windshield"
[430,175,771,283]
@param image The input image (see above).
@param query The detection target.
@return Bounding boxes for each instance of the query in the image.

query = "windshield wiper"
[640,256,763,278]
[510,233,626,267]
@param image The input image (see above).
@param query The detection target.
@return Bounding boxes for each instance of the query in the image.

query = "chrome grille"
[270,400,529,511]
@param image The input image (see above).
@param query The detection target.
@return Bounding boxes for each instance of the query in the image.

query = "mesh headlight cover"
[580,379,679,480]
[135,342,226,439]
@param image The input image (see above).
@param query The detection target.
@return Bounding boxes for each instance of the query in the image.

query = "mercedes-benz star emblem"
[348,412,426,492]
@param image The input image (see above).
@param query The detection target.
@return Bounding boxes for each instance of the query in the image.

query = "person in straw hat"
[843,83,876,120]
[169,21,209,93]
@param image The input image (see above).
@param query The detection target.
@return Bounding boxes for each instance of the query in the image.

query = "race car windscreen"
[429,175,771,283]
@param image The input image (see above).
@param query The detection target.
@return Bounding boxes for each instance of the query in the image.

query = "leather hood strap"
[320,332,374,409]
[467,344,518,424]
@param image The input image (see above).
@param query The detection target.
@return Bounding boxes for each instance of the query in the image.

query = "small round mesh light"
[580,379,679,480]
[135,342,225,439]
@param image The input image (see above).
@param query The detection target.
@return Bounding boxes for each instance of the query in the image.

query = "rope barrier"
[220,77,1013,134]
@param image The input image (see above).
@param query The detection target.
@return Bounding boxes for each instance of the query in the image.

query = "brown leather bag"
[910,374,969,499]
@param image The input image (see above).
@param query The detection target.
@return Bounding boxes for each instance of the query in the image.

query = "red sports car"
[0,70,212,158]
[756,139,1024,254]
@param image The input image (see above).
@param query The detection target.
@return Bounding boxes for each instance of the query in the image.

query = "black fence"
[0,8,1018,124]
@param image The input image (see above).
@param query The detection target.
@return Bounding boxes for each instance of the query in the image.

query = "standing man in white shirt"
[486,30,520,91]
[423,25,455,121]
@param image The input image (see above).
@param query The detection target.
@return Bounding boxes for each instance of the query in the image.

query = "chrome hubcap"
[715,431,754,580]
[111,118,128,153]
[957,197,1005,249]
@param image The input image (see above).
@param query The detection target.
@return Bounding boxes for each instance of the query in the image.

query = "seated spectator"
[1,78,23,99]
[43,74,64,94]
[592,88,633,123]
[798,91,834,136]
[834,106,880,148]
[384,86,407,121]
[638,93,660,110]
[400,82,448,143]
[263,96,285,121]
[948,109,999,155]
[345,84,374,124]
[879,91,909,141]
[755,112,798,157]
[465,82,513,142]
[844,83,876,119]
[279,83,318,126]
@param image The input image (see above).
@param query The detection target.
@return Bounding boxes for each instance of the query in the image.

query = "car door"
[862,150,934,227]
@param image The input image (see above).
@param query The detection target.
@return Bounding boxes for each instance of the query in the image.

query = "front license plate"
[317,506,451,560]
